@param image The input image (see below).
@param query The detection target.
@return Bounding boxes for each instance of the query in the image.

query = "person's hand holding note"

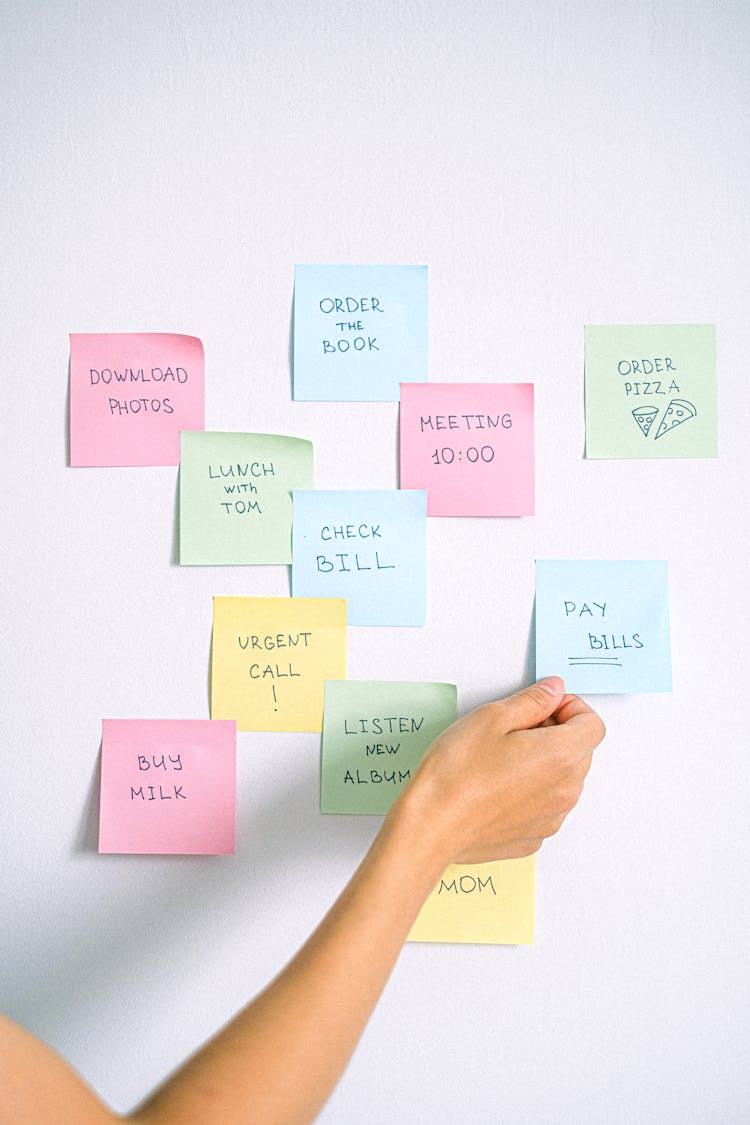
[393,676,605,869]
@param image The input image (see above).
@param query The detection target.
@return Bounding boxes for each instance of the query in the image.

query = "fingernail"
[537,676,564,695]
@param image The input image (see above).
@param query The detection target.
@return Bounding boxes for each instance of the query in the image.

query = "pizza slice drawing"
[632,405,659,437]
[654,398,697,440]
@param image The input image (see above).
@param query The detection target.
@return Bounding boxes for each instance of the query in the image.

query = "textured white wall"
[2,2,748,1121]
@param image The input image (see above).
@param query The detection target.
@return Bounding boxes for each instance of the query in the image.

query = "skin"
[1,677,604,1125]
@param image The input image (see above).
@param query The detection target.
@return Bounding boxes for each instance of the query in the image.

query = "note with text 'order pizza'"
[584,324,717,459]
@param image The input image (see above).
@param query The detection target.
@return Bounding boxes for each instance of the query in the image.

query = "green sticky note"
[179,431,313,564]
[584,324,717,458]
[321,680,457,815]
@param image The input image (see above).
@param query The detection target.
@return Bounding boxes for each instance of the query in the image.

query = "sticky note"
[321,680,457,814]
[292,490,427,625]
[535,560,672,693]
[293,265,428,401]
[408,858,535,944]
[98,719,236,854]
[179,432,313,565]
[584,324,717,458]
[211,596,346,732]
[70,333,205,466]
[399,382,534,516]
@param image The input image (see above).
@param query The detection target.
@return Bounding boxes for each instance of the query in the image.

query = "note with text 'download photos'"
[70,333,205,466]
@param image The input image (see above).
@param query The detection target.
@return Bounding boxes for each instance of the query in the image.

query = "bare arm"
[3,678,604,1125]
[0,1014,120,1125]
[133,802,449,1125]
[134,677,604,1124]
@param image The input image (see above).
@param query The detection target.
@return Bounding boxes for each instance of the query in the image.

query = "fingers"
[499,838,545,859]
[492,677,566,732]
[552,693,605,730]
[551,696,606,756]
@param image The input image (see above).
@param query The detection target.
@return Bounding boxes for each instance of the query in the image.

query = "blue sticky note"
[535,560,672,694]
[293,264,428,401]
[292,490,427,626]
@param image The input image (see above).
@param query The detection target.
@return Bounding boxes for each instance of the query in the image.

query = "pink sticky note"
[399,382,535,516]
[98,719,236,854]
[70,333,205,466]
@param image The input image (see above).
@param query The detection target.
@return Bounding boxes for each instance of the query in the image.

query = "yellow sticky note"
[408,857,535,945]
[211,596,346,732]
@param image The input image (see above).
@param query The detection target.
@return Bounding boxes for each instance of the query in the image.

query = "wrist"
[382,774,455,892]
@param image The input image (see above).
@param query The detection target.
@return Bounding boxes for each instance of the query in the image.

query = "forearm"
[3,681,602,1125]
[132,793,446,1125]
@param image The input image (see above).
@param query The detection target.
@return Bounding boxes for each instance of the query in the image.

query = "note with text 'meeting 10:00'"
[399,382,534,517]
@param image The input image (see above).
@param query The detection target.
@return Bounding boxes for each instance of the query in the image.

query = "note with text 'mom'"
[98,719,236,855]
[534,559,672,694]
[180,431,314,565]
[292,264,428,401]
[408,857,535,944]
[211,596,347,732]
[320,680,457,815]
[69,332,205,466]
[584,323,717,459]
[399,382,534,516]
[291,489,427,625]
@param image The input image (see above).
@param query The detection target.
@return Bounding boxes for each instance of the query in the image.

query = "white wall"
[2,2,748,1121]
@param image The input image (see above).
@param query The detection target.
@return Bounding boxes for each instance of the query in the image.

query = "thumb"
[494,677,565,731]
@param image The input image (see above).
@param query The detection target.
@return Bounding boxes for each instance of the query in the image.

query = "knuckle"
[565,776,585,805]
[520,685,550,710]
[549,779,581,814]
[588,713,606,746]
[551,740,577,772]
[565,781,584,809]
[473,701,506,728]
[546,815,567,837]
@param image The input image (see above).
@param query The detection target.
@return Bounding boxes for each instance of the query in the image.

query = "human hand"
[390,677,605,868]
